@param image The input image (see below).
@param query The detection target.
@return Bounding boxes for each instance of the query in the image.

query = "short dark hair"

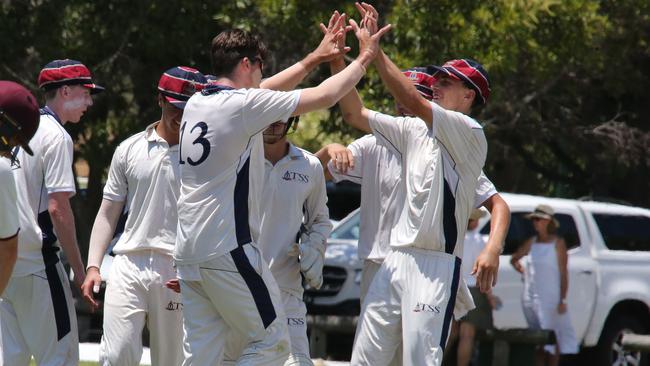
[210,29,268,77]
[43,88,58,102]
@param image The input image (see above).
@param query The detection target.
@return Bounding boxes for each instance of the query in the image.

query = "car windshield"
[329,210,360,240]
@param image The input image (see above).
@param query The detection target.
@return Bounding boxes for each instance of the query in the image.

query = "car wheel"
[594,314,647,366]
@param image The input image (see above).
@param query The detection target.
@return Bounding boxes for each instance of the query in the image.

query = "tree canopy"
[1,0,649,253]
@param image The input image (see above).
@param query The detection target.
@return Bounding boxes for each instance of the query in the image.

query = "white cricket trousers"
[224,291,312,366]
[99,250,186,366]
[180,244,290,365]
[352,247,463,366]
[0,261,78,366]
[356,259,401,366]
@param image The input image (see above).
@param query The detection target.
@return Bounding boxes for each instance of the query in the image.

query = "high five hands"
[350,2,392,62]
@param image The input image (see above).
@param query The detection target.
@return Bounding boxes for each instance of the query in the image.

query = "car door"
[557,206,597,340]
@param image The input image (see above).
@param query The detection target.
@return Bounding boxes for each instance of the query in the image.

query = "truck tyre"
[594,314,648,366]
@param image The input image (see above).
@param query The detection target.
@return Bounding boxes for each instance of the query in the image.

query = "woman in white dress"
[510,204,579,366]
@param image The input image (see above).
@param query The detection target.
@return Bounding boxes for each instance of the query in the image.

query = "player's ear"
[60,85,70,98]
[157,93,164,108]
[464,88,475,102]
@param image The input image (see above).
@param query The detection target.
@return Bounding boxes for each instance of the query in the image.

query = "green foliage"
[1,0,649,255]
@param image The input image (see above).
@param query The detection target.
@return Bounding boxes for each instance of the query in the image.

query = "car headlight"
[354,269,363,285]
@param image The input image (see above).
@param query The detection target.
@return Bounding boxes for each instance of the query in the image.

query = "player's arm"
[41,133,85,287]
[329,57,372,133]
[304,166,334,245]
[472,193,511,293]
[296,164,334,289]
[260,11,351,91]
[0,235,18,295]
[48,192,85,287]
[510,237,533,274]
[373,50,433,127]
[81,198,125,310]
[556,238,569,313]
[314,143,355,180]
[291,14,391,116]
[354,3,433,126]
[0,168,19,295]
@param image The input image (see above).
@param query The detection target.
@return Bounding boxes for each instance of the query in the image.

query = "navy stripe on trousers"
[440,256,462,351]
[231,155,276,328]
[39,211,71,340]
[230,246,277,329]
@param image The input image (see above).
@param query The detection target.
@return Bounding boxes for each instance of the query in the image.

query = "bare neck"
[45,101,68,124]
[264,138,289,165]
[215,73,251,89]
[154,120,178,146]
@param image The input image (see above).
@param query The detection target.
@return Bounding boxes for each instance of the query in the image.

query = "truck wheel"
[594,314,647,366]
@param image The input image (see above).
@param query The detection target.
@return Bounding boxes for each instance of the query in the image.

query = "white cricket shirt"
[103,122,180,256]
[11,107,76,276]
[328,135,402,262]
[475,171,497,207]
[369,102,487,256]
[260,143,332,298]
[0,158,19,240]
[174,87,300,265]
[329,131,497,262]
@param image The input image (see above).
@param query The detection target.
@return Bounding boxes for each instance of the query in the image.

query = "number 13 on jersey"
[179,121,210,166]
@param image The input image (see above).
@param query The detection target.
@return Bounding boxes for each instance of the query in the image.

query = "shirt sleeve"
[367,111,411,156]
[242,89,301,136]
[0,164,19,239]
[473,171,498,208]
[327,135,371,184]
[103,144,128,202]
[304,160,333,248]
[430,102,487,165]
[42,133,76,195]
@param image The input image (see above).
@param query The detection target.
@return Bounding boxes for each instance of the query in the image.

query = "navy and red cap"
[38,59,105,94]
[402,67,435,100]
[158,66,207,109]
[0,81,40,155]
[428,59,491,104]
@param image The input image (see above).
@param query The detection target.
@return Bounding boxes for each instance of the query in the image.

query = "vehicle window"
[593,214,650,251]
[481,212,580,254]
[329,212,360,240]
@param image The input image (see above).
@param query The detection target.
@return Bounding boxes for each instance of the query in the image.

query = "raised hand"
[312,11,352,63]
[349,2,391,64]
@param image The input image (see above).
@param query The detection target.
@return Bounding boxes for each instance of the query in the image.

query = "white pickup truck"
[307,193,650,365]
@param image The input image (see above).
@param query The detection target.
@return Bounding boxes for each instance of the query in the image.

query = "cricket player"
[320,68,509,307]
[1,59,102,365]
[225,116,332,365]
[0,81,40,296]
[320,65,509,365]
[174,13,390,365]
[334,4,503,365]
[81,66,207,366]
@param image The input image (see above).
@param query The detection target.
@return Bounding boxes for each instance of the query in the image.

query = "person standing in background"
[511,204,579,366]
